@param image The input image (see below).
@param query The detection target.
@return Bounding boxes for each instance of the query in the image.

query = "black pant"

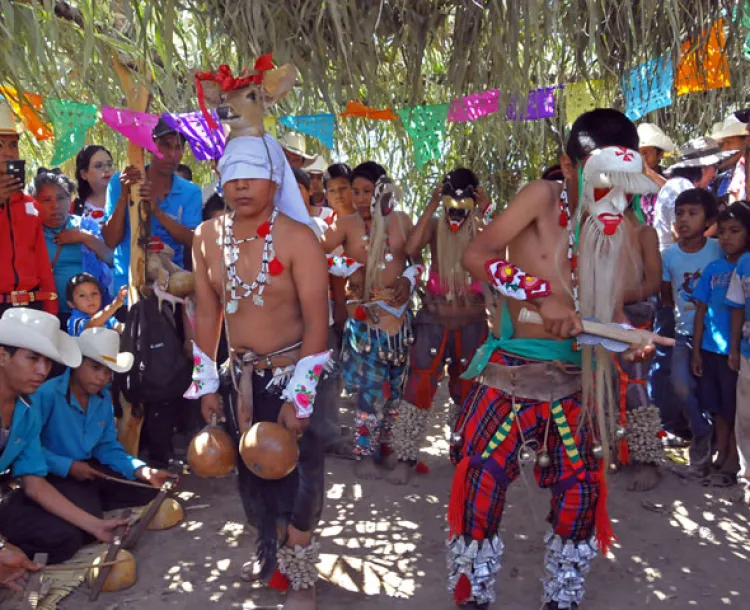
[220,367,325,579]
[0,462,157,564]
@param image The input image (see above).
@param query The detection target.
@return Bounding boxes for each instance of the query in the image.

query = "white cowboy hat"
[306,155,328,175]
[77,328,133,374]
[667,136,739,172]
[710,115,749,141]
[278,132,316,162]
[0,102,19,136]
[637,123,676,153]
[0,308,80,367]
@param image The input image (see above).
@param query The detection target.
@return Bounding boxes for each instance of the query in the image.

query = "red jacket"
[0,193,58,314]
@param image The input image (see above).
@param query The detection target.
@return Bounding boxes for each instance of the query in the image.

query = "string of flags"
[0,18,733,170]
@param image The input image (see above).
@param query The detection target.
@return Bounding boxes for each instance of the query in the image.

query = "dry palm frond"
[1,0,747,213]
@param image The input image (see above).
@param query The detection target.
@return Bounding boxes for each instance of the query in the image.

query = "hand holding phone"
[0,160,24,201]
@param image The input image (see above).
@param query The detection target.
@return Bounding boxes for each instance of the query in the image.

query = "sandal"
[701,472,737,488]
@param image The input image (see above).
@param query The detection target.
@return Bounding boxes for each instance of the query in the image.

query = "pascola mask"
[372,175,396,217]
[579,146,657,236]
[442,177,477,232]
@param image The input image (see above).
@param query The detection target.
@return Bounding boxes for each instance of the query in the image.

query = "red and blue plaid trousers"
[451,352,601,542]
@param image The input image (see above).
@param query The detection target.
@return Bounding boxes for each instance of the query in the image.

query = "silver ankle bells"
[447,535,504,605]
[542,531,597,608]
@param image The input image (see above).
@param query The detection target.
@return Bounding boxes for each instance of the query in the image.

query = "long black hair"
[73,145,112,214]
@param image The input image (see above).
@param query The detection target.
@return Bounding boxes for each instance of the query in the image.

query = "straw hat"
[78,328,134,374]
[0,103,19,136]
[637,123,676,153]
[0,309,81,367]
[710,115,749,141]
[278,132,315,162]
[306,155,328,175]
[667,136,738,172]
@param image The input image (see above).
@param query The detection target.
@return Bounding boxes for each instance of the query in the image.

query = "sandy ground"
[62,385,750,610]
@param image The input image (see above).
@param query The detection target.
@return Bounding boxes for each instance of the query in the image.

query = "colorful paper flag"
[101,107,162,157]
[564,80,611,125]
[448,89,500,123]
[676,19,731,95]
[339,101,398,121]
[162,110,226,161]
[507,87,557,121]
[622,56,673,121]
[264,117,277,138]
[278,113,335,149]
[0,86,53,141]
[44,99,98,165]
[398,104,450,170]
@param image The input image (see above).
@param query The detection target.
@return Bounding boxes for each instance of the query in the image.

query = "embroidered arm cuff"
[485,259,551,301]
[280,351,332,418]
[402,264,425,291]
[184,343,220,399]
[327,255,363,278]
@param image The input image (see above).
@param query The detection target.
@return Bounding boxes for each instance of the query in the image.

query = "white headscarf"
[217,134,311,227]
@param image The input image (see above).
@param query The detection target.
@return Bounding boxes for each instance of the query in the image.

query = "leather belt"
[0,290,58,306]
[479,361,582,402]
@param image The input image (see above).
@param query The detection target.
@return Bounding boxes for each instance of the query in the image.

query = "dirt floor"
[62,385,750,610]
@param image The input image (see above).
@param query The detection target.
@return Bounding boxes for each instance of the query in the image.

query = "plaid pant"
[451,353,600,542]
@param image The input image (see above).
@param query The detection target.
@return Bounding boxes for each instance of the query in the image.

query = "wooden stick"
[42,558,130,572]
[518,308,675,347]
[89,509,131,601]
[96,472,158,490]
[122,468,179,551]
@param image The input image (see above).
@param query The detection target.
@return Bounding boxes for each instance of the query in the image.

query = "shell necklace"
[221,208,283,314]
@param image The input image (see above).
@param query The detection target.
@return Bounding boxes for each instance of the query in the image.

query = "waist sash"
[478,361,581,402]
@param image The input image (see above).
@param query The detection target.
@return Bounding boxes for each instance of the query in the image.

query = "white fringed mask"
[579,146,658,236]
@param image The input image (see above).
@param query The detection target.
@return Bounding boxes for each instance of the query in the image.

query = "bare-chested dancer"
[322,162,422,480]
[447,109,667,609]
[187,135,329,610]
[387,169,490,485]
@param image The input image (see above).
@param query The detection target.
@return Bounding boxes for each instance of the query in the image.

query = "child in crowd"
[727,208,750,507]
[691,202,750,486]
[66,273,126,337]
[661,188,721,473]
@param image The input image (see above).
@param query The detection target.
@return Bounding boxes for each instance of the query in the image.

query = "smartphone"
[6,159,25,186]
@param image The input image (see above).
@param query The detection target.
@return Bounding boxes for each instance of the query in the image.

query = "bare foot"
[385,461,413,485]
[354,458,381,479]
[284,586,316,609]
[380,453,398,471]
[627,464,661,492]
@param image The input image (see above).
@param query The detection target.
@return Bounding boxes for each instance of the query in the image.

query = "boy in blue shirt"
[35,328,173,526]
[661,188,721,472]
[0,308,128,568]
[65,273,125,337]
[727,235,750,507]
[692,203,750,486]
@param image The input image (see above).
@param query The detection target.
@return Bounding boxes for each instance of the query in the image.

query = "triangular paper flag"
[398,104,450,170]
[264,117,277,138]
[676,19,731,95]
[622,56,673,121]
[278,114,335,149]
[162,111,226,160]
[339,101,398,121]
[44,98,98,165]
[0,86,53,141]
[101,107,162,157]
[448,89,500,123]
[564,80,610,125]
[507,87,558,121]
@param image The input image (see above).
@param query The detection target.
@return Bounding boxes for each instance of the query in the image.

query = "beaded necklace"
[558,186,580,314]
[222,208,283,313]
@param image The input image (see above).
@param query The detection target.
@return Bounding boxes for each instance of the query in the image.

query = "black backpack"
[118,297,193,405]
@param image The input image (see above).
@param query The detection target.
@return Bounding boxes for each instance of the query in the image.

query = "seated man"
[0,308,127,567]
[36,328,172,524]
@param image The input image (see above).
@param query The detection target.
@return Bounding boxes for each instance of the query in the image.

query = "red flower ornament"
[268,258,284,276]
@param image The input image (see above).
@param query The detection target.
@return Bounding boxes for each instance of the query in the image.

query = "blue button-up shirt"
[0,396,48,478]
[105,172,202,294]
[35,369,146,479]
